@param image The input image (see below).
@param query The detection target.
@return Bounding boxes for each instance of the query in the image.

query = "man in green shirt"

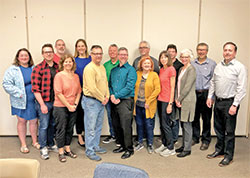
[102,44,119,144]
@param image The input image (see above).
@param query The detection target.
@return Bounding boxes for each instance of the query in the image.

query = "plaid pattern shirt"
[31,59,58,102]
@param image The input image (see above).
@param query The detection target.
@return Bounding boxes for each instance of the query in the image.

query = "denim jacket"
[2,65,30,109]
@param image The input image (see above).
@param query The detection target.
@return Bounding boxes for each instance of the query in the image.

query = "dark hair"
[158,50,172,68]
[59,54,76,72]
[197,42,209,51]
[109,44,118,48]
[13,48,34,67]
[90,45,103,52]
[41,43,54,54]
[138,56,154,71]
[74,39,89,58]
[223,42,237,52]
[166,44,177,53]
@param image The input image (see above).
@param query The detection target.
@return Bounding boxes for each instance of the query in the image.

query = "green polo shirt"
[103,59,119,82]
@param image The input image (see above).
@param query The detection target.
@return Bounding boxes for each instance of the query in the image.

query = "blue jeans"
[105,100,115,137]
[82,96,104,156]
[36,101,55,149]
[135,105,154,145]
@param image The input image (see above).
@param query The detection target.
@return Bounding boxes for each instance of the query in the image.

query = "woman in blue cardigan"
[2,48,39,153]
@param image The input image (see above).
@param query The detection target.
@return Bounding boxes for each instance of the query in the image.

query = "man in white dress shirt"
[206,42,247,167]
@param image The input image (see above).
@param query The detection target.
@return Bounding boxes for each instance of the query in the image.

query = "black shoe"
[121,151,134,159]
[113,146,125,153]
[200,143,209,151]
[207,151,224,159]
[116,140,121,147]
[192,140,199,146]
[175,146,184,153]
[219,157,233,167]
[177,151,191,158]
[77,141,85,147]
[102,136,116,144]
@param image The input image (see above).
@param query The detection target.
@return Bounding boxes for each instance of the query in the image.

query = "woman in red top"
[155,51,177,157]
[53,54,81,162]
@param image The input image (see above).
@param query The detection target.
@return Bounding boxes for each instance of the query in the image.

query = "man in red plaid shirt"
[31,44,59,160]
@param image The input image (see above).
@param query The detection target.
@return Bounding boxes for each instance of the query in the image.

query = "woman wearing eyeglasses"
[175,49,196,158]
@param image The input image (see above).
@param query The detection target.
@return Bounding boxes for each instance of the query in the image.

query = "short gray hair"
[118,47,128,54]
[180,49,194,60]
[139,40,150,48]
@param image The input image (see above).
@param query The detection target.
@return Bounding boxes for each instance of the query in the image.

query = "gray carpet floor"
[0,136,249,178]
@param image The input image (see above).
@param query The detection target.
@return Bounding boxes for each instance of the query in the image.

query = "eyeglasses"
[118,54,128,56]
[139,47,148,50]
[197,49,207,51]
[92,53,103,56]
[43,51,53,54]
[180,56,190,59]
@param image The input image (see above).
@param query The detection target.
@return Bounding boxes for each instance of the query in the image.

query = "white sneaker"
[155,144,167,153]
[160,149,176,157]
[48,145,58,153]
[40,147,49,160]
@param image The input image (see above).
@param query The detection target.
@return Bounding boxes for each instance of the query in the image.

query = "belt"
[215,96,234,102]
[196,89,209,93]
[84,95,97,100]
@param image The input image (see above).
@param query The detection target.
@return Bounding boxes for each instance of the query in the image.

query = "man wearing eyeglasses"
[110,47,137,159]
[133,41,159,74]
[53,39,66,64]
[31,44,59,160]
[81,45,109,161]
[191,43,217,151]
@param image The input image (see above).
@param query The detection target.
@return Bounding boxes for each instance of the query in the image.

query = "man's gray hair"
[139,40,150,48]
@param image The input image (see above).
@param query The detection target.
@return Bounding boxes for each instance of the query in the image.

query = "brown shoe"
[200,143,209,151]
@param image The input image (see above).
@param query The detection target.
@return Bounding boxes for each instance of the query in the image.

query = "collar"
[194,58,209,65]
[41,59,58,68]
[221,58,236,66]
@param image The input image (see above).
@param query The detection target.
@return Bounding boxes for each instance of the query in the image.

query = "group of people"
[2,39,247,167]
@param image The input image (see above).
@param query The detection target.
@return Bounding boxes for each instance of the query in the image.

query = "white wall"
[0,0,249,136]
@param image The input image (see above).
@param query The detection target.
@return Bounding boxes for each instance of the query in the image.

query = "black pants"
[192,90,212,144]
[111,98,134,152]
[214,98,239,160]
[76,94,84,134]
[53,107,77,148]
[158,101,175,150]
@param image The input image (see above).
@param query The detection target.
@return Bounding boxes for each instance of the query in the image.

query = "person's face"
[118,50,128,65]
[76,41,86,55]
[139,42,150,56]
[108,46,118,60]
[223,44,236,61]
[63,57,74,71]
[142,59,152,71]
[55,40,66,54]
[18,50,29,66]
[42,47,54,62]
[91,48,103,65]
[197,45,208,60]
[167,48,177,60]
[180,54,190,66]
[160,54,168,66]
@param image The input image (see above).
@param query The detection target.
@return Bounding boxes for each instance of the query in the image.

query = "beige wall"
[0,0,249,135]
